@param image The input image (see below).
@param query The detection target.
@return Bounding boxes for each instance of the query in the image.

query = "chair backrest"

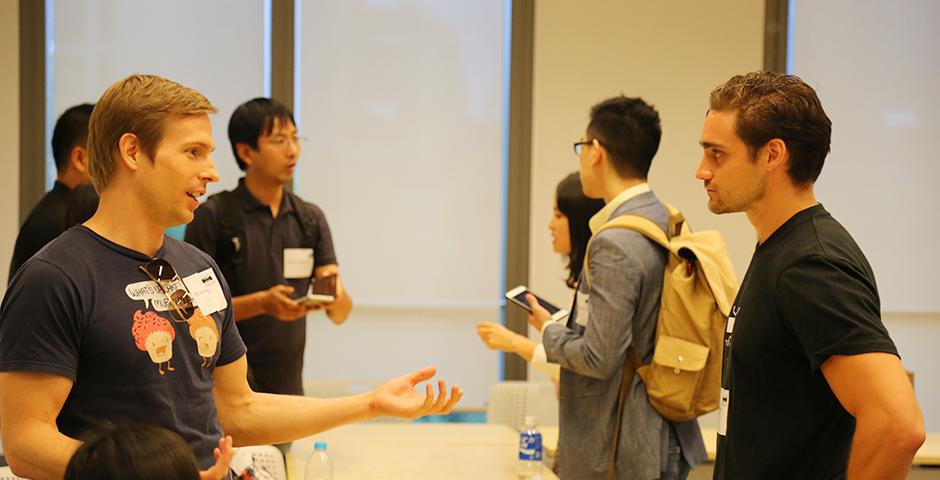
[486,381,558,431]
[235,445,287,480]
[0,466,26,480]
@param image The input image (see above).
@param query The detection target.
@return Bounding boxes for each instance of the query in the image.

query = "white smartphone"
[505,285,569,321]
[298,274,337,307]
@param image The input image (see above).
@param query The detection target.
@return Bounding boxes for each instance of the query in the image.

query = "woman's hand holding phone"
[504,285,568,328]
[524,293,556,331]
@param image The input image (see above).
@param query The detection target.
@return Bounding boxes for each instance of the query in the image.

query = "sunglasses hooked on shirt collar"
[139,258,196,322]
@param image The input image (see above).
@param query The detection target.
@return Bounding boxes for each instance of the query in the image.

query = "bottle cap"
[524,415,537,427]
[314,441,328,450]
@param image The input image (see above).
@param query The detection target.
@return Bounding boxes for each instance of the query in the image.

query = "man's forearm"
[231,292,266,322]
[4,424,80,480]
[847,415,924,480]
[215,390,376,447]
[325,291,352,324]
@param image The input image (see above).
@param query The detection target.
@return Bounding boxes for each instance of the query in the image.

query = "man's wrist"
[258,290,271,314]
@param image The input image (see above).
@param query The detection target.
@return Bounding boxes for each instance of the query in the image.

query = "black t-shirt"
[714,205,898,479]
[184,179,336,395]
[0,227,246,469]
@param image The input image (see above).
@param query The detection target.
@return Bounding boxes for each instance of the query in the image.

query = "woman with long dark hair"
[477,172,604,380]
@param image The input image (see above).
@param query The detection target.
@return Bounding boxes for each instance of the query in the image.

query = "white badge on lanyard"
[718,387,730,436]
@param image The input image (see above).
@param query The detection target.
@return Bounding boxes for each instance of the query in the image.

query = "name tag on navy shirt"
[183,268,227,316]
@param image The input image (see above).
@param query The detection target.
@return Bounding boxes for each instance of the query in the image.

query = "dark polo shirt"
[9,181,99,284]
[185,178,336,395]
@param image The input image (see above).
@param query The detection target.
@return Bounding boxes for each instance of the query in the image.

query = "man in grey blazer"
[527,96,705,479]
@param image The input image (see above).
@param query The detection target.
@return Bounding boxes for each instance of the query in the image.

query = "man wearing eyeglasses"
[0,75,461,480]
[185,98,352,416]
[525,97,705,479]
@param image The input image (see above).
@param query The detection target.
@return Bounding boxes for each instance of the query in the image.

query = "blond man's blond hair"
[87,74,217,190]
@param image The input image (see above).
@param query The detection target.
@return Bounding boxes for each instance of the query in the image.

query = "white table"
[288,423,559,479]
[544,426,940,466]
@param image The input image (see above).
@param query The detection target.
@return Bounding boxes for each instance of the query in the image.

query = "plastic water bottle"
[305,441,333,480]
[518,415,543,478]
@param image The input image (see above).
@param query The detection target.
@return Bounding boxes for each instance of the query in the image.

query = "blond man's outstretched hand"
[369,367,463,419]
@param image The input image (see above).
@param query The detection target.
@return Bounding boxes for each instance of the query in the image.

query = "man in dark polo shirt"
[9,104,99,283]
[696,71,924,479]
[185,98,352,400]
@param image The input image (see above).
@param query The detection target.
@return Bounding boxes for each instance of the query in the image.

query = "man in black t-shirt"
[186,98,352,401]
[695,71,924,479]
[0,74,461,480]
[8,103,99,284]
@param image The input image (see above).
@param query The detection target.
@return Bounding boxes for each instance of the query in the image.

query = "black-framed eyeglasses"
[573,140,594,156]
[139,258,196,323]
[262,135,308,149]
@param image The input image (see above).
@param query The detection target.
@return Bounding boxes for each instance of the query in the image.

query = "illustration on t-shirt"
[188,307,220,367]
[131,310,176,375]
[126,274,222,372]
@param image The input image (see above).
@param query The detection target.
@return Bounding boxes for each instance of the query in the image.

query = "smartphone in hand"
[505,285,569,321]
[298,274,337,307]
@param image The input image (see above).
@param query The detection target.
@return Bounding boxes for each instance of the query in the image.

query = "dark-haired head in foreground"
[65,423,200,480]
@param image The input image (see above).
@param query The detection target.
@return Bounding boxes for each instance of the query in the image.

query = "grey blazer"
[543,191,705,479]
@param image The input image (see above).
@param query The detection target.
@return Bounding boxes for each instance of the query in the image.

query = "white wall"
[52,0,267,197]
[528,1,765,389]
[295,0,507,408]
[0,0,19,299]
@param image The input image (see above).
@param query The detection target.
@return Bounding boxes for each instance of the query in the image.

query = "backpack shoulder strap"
[583,212,669,291]
[207,190,246,293]
[662,202,689,237]
[286,190,320,251]
[597,207,679,479]
[597,214,670,248]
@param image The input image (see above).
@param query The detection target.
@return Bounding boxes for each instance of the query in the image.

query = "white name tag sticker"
[283,248,314,279]
[183,268,227,316]
[718,387,730,436]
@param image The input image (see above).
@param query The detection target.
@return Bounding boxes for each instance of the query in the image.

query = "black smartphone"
[505,285,569,321]
[299,274,337,307]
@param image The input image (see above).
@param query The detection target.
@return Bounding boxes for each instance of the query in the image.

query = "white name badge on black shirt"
[283,248,314,279]
[718,387,730,436]
[183,268,227,316]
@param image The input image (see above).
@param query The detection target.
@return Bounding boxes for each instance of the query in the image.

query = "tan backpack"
[584,203,738,422]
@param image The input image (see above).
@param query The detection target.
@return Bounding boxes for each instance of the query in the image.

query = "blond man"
[0,75,461,480]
